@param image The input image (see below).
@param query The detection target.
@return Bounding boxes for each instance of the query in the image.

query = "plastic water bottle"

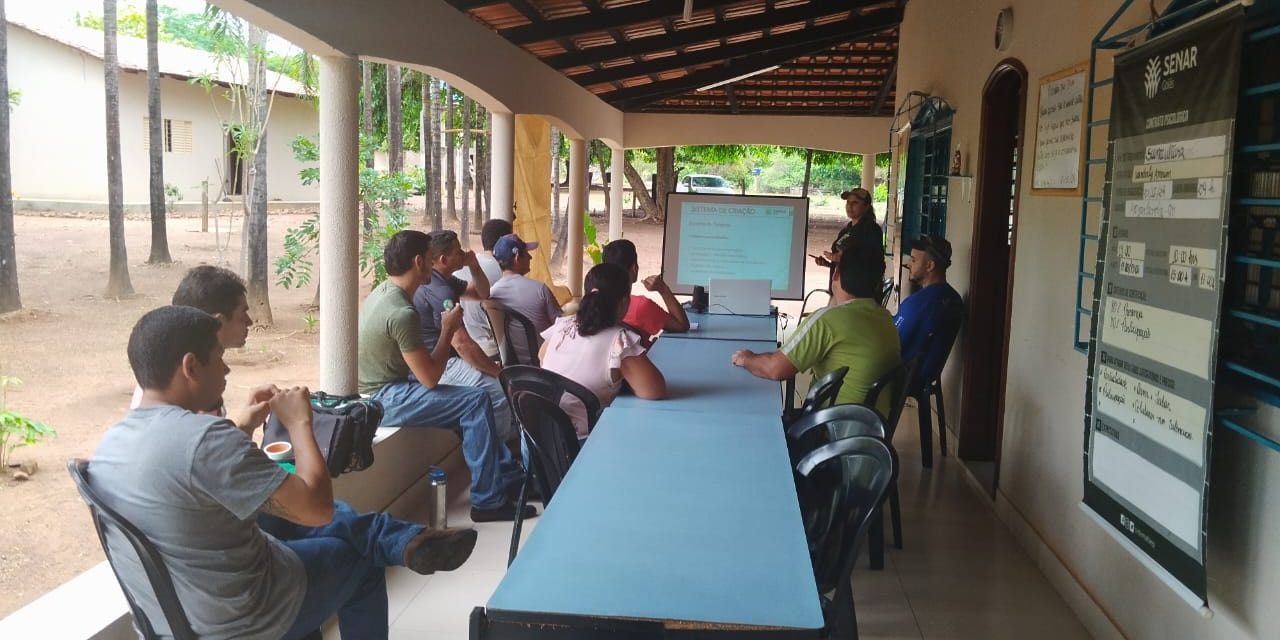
[428,466,448,529]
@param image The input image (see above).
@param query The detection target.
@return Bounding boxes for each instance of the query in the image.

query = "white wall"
[9,24,319,204]
[897,2,1280,639]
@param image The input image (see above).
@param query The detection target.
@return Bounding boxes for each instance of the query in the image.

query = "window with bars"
[142,118,193,153]
[902,118,952,249]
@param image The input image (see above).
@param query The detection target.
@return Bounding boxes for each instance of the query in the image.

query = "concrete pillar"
[490,111,514,221]
[318,55,360,394]
[567,137,587,298]
[608,145,624,242]
[861,153,876,192]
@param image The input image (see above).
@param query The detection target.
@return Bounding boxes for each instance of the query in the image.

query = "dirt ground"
[0,195,844,618]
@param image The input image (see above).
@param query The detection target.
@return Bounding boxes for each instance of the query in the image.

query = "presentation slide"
[661,193,809,300]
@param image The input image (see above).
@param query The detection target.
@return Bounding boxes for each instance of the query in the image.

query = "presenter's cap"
[840,188,872,204]
[911,235,952,269]
[494,234,539,264]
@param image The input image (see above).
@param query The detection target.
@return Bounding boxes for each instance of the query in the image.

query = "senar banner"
[1084,6,1243,607]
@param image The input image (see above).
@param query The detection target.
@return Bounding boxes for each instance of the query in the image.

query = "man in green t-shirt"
[731,244,900,417]
[359,230,533,523]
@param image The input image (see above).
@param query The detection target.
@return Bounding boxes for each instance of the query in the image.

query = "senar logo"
[1144,45,1198,99]
[1143,58,1162,99]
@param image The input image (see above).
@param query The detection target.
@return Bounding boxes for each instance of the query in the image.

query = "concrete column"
[861,153,876,192]
[318,55,360,394]
[567,137,587,298]
[490,111,514,221]
[608,145,624,242]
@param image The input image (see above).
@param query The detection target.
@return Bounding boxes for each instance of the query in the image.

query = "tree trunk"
[245,25,271,325]
[460,95,471,248]
[801,148,814,197]
[446,88,457,222]
[362,62,373,169]
[0,0,20,312]
[622,159,662,222]
[551,127,561,232]
[482,110,492,221]
[428,78,443,231]
[386,64,402,212]
[475,104,486,223]
[652,146,676,223]
[103,0,133,297]
[144,0,170,264]
[427,76,437,226]
[361,61,374,230]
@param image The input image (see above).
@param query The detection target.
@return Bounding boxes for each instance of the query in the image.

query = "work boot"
[402,527,478,575]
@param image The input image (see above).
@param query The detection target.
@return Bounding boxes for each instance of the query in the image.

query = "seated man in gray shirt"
[453,218,511,359]
[91,306,477,639]
[489,233,564,362]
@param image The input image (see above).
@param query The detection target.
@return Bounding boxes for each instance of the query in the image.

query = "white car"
[676,174,737,195]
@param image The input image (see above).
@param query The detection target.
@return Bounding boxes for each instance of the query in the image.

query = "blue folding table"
[664,310,779,343]
[475,407,823,638]
[610,337,783,416]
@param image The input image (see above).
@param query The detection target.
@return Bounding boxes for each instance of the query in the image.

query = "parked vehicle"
[675,173,737,195]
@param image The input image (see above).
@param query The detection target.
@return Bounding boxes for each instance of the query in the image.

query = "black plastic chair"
[784,366,849,425]
[68,458,198,640]
[859,349,923,565]
[795,436,896,640]
[910,302,965,468]
[877,278,896,307]
[787,403,886,465]
[499,307,541,366]
[507,392,581,566]
[499,365,603,434]
[786,403,897,573]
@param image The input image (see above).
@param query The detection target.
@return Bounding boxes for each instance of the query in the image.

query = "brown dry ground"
[0,196,844,618]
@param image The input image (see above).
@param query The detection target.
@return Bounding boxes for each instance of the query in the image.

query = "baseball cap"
[493,233,539,265]
[840,188,872,204]
[911,235,952,268]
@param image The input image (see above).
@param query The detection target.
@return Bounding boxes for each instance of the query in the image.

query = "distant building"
[6,15,319,205]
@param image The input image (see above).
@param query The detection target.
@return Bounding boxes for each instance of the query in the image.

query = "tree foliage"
[276,134,412,291]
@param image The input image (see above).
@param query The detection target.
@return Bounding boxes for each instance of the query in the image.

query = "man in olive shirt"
[733,244,900,416]
[359,230,532,523]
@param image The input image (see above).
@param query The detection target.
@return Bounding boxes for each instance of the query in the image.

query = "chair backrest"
[913,298,966,392]
[499,307,541,366]
[786,403,886,467]
[799,366,849,416]
[499,365,604,433]
[863,348,924,439]
[511,392,581,503]
[878,278,895,307]
[798,287,832,320]
[795,436,896,596]
[67,459,197,640]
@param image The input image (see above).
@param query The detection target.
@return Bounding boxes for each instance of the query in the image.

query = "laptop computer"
[708,278,772,315]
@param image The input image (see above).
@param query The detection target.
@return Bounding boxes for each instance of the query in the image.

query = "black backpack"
[263,392,384,477]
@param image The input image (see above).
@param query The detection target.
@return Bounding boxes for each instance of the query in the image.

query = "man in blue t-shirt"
[894,235,964,390]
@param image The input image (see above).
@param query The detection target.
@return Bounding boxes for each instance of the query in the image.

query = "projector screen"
[661,193,810,300]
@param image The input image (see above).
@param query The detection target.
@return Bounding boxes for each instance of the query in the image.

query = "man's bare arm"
[731,349,799,381]
[452,326,501,377]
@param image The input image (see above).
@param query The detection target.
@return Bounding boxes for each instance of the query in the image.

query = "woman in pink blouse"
[539,263,667,437]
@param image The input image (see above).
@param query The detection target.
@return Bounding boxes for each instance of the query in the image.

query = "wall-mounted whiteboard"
[1032,62,1087,194]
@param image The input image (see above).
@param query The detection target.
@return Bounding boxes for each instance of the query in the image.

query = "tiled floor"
[328,404,1092,639]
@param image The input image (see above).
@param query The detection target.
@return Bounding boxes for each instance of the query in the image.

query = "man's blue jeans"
[262,502,425,640]
[373,380,523,509]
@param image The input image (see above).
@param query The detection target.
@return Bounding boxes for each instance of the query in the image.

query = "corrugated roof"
[7,13,309,98]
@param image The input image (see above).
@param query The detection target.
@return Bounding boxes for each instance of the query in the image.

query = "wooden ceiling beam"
[544,0,871,70]
[500,0,739,45]
[573,8,900,88]
[598,8,902,108]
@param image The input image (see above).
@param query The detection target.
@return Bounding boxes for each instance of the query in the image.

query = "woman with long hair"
[539,263,667,437]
